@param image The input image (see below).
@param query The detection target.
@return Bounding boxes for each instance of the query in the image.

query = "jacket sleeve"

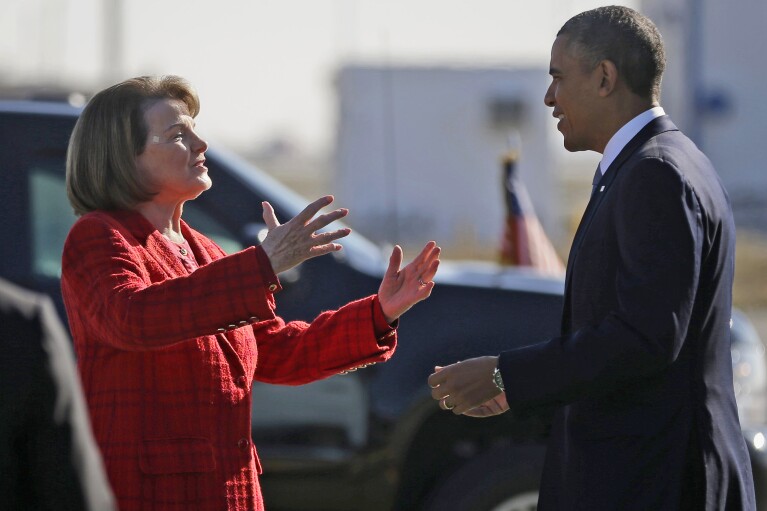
[252,295,397,385]
[0,281,116,511]
[61,214,280,350]
[35,294,118,511]
[500,157,703,413]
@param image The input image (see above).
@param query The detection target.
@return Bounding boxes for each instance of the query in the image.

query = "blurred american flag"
[499,150,565,276]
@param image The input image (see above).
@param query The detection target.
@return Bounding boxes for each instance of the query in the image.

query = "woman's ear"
[597,59,618,97]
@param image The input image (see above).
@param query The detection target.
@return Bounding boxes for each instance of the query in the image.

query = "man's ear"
[596,59,618,97]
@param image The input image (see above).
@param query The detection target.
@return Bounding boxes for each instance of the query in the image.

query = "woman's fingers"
[384,245,404,280]
[294,195,335,225]
[305,208,349,233]
[421,258,440,283]
[261,201,280,229]
[409,240,437,267]
[261,197,352,274]
[312,228,352,246]
[402,242,440,284]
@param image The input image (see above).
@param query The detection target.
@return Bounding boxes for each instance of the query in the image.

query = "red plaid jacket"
[61,210,397,511]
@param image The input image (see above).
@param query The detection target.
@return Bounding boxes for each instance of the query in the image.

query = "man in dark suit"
[428,6,756,510]
[0,277,116,510]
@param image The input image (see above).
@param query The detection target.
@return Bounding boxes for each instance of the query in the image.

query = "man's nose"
[544,83,555,107]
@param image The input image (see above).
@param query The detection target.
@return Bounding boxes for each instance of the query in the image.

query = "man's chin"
[562,138,589,153]
[563,139,578,152]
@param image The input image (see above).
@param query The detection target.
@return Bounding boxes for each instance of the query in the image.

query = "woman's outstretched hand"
[260,196,351,274]
[378,241,441,323]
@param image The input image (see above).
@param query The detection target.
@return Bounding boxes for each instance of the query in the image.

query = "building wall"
[334,65,570,257]
[643,0,767,231]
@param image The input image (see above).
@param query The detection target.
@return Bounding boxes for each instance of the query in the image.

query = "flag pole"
[499,132,565,275]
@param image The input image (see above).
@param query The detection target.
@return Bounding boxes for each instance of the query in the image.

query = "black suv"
[2,100,766,511]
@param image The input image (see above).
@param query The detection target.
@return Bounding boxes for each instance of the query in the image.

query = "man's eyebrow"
[549,66,562,75]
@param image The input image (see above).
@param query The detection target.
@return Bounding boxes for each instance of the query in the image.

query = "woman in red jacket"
[62,75,440,511]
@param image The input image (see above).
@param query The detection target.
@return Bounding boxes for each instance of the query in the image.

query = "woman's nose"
[191,131,208,152]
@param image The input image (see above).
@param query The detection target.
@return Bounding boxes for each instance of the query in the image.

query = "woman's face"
[136,98,211,205]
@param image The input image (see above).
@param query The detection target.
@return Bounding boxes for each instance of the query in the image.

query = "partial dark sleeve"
[0,284,116,510]
[36,296,117,510]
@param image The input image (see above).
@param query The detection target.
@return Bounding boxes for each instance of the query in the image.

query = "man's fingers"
[463,404,495,418]
[439,398,456,412]
[427,366,446,390]
[262,201,280,229]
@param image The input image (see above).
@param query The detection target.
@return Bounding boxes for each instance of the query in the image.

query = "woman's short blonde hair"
[66,75,200,216]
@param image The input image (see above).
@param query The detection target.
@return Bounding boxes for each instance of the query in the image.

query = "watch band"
[492,367,505,392]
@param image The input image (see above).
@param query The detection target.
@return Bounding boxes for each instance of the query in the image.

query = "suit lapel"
[561,116,679,333]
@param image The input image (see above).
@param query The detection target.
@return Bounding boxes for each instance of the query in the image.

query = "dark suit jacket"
[61,209,397,511]
[498,116,756,510]
[0,277,116,510]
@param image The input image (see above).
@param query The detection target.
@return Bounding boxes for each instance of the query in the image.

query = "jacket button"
[238,437,250,452]
[268,283,278,292]
[236,376,247,388]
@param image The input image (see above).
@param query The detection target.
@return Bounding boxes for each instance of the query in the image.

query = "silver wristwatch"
[492,367,505,392]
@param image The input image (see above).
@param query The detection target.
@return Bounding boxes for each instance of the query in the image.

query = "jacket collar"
[100,208,214,272]
[594,115,678,192]
[560,115,679,333]
[105,209,157,242]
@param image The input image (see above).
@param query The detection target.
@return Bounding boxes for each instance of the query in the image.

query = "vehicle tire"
[422,443,544,511]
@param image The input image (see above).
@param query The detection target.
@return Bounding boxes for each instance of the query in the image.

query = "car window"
[182,202,244,255]
[28,169,244,278]
[29,167,77,278]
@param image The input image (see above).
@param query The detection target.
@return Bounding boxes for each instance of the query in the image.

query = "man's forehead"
[551,34,574,56]
[549,36,569,66]
[550,34,588,69]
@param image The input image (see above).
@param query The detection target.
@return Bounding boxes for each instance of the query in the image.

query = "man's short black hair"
[558,5,666,100]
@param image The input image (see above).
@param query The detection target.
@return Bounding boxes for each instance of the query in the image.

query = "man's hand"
[378,242,441,323]
[260,196,351,274]
[427,356,504,415]
[463,393,510,418]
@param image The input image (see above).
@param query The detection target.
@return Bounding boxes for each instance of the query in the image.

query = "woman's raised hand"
[378,241,441,323]
[260,196,351,274]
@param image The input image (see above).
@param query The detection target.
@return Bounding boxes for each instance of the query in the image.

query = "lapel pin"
[599,185,605,192]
